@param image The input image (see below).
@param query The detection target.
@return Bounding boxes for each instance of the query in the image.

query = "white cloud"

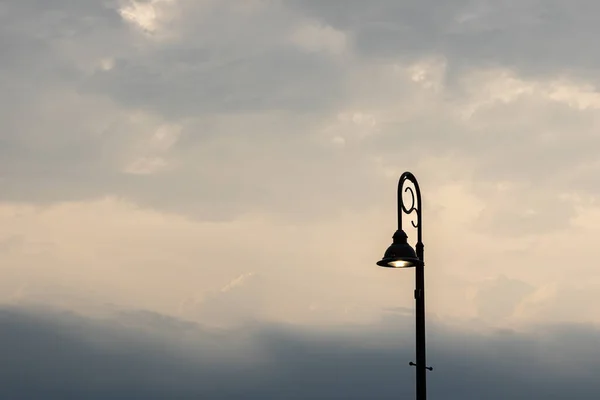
[290,22,347,55]
[406,58,447,91]
[220,272,257,293]
[123,121,181,174]
[124,156,170,175]
[460,69,600,119]
[118,0,180,39]
[99,58,116,71]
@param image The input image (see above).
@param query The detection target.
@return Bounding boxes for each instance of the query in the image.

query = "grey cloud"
[367,80,600,180]
[1,0,600,228]
[365,87,600,236]
[288,0,600,81]
[61,0,349,118]
[2,0,348,120]
[475,275,534,321]
[0,0,370,221]
[524,283,600,324]
[285,0,600,209]
[0,1,136,202]
[1,306,600,399]
[0,0,125,78]
[471,183,579,237]
[462,101,600,183]
[83,46,347,118]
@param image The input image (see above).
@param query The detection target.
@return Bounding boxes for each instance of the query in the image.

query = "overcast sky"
[1,0,600,398]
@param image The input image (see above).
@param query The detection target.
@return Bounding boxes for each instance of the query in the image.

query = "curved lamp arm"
[397,171,423,248]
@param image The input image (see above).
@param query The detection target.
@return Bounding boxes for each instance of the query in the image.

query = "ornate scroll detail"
[398,172,422,233]
[401,185,419,228]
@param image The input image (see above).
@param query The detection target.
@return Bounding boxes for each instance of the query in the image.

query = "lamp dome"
[376,230,422,268]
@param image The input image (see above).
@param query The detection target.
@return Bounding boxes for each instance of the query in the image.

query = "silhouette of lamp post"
[376,171,431,400]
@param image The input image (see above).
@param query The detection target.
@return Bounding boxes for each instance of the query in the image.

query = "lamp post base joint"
[409,362,433,371]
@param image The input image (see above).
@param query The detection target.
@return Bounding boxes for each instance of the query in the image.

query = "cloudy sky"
[1,0,600,398]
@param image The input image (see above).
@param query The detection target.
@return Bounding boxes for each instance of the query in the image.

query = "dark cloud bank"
[1,306,599,399]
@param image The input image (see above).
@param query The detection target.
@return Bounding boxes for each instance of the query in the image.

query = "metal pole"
[415,242,426,400]
[397,172,428,400]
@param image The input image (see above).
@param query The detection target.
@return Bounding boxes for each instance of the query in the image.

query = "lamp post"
[376,171,431,400]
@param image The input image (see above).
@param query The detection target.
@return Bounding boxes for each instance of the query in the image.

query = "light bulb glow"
[388,260,413,268]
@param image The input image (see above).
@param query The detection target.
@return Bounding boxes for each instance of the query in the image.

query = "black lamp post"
[377,171,431,400]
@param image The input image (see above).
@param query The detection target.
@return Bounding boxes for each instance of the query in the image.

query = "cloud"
[2,0,600,351]
[2,190,600,330]
[290,22,348,55]
[118,0,180,37]
[1,306,599,399]
[288,0,600,80]
[2,0,600,227]
[474,275,534,321]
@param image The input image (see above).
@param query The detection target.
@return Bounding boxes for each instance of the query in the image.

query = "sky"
[1,0,600,398]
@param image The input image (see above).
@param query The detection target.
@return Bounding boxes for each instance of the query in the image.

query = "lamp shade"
[376,230,422,268]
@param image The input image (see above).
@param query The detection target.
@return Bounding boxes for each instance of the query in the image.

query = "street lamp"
[377,171,431,400]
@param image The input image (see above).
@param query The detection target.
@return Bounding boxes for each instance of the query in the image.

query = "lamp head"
[376,230,422,268]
